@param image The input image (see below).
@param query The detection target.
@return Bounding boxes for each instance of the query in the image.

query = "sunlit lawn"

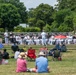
[0,44,76,75]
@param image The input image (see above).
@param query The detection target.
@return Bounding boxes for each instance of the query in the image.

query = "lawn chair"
[27,49,36,61]
[52,49,62,61]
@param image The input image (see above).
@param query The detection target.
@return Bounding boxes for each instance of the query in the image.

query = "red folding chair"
[27,49,36,60]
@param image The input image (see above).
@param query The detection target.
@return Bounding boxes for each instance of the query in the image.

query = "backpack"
[53,50,60,57]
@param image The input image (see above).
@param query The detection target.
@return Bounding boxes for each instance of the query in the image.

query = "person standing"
[4,31,9,44]
[41,30,47,46]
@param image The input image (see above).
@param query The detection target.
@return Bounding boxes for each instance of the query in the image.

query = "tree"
[57,0,76,11]
[43,24,51,32]
[36,20,45,31]
[73,13,76,34]
[0,0,28,23]
[0,4,21,31]
[28,3,54,30]
[14,26,25,32]
[51,9,73,32]
[0,18,3,26]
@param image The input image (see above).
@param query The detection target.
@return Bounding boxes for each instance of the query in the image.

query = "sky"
[20,0,58,10]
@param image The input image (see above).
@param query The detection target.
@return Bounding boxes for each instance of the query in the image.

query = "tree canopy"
[0,3,21,31]
[57,0,76,11]
[28,3,54,31]
[0,0,27,31]
[0,0,76,32]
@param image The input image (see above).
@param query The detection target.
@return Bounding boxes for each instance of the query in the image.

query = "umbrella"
[54,35,67,39]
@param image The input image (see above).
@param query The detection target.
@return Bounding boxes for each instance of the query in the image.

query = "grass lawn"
[0,44,76,75]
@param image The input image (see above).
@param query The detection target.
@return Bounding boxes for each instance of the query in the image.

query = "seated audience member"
[16,52,30,72]
[52,49,62,61]
[0,51,3,64]
[2,49,9,59]
[11,43,19,53]
[40,46,48,56]
[55,43,61,51]
[23,46,27,51]
[48,43,61,56]
[0,49,9,65]
[14,49,20,59]
[31,51,50,73]
[19,49,24,52]
[48,48,56,56]
[0,43,4,49]
[61,43,67,52]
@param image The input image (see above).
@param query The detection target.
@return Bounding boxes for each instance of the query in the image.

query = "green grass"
[0,44,76,75]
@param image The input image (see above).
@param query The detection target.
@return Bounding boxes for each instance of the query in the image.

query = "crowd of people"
[14,45,50,73]
[16,51,50,73]
[0,42,67,73]
[0,45,51,73]
[3,31,76,45]
[0,31,71,73]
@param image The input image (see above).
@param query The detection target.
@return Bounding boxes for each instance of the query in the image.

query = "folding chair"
[27,49,36,61]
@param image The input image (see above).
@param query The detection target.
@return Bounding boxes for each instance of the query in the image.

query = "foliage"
[43,24,51,32]
[36,20,45,31]
[14,26,25,32]
[28,18,36,27]
[72,13,76,34]
[0,0,28,23]
[51,9,73,32]
[0,3,21,31]
[57,0,76,11]
[0,0,27,31]
[0,0,76,32]
[0,28,4,32]
[14,26,40,32]
[28,3,54,31]
[0,18,3,26]
[58,23,72,32]
[24,27,40,32]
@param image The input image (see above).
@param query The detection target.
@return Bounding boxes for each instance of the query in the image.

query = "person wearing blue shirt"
[31,51,50,73]
[55,43,61,51]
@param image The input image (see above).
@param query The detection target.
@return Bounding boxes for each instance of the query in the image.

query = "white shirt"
[14,51,20,59]
[4,32,8,37]
[41,32,46,39]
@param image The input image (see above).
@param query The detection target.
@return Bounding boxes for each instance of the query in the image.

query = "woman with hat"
[31,51,50,73]
[16,52,29,72]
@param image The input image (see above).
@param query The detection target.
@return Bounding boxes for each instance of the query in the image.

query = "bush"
[14,26,25,32]
[0,28,4,32]
[25,27,40,32]
[43,24,51,32]
[14,26,40,32]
